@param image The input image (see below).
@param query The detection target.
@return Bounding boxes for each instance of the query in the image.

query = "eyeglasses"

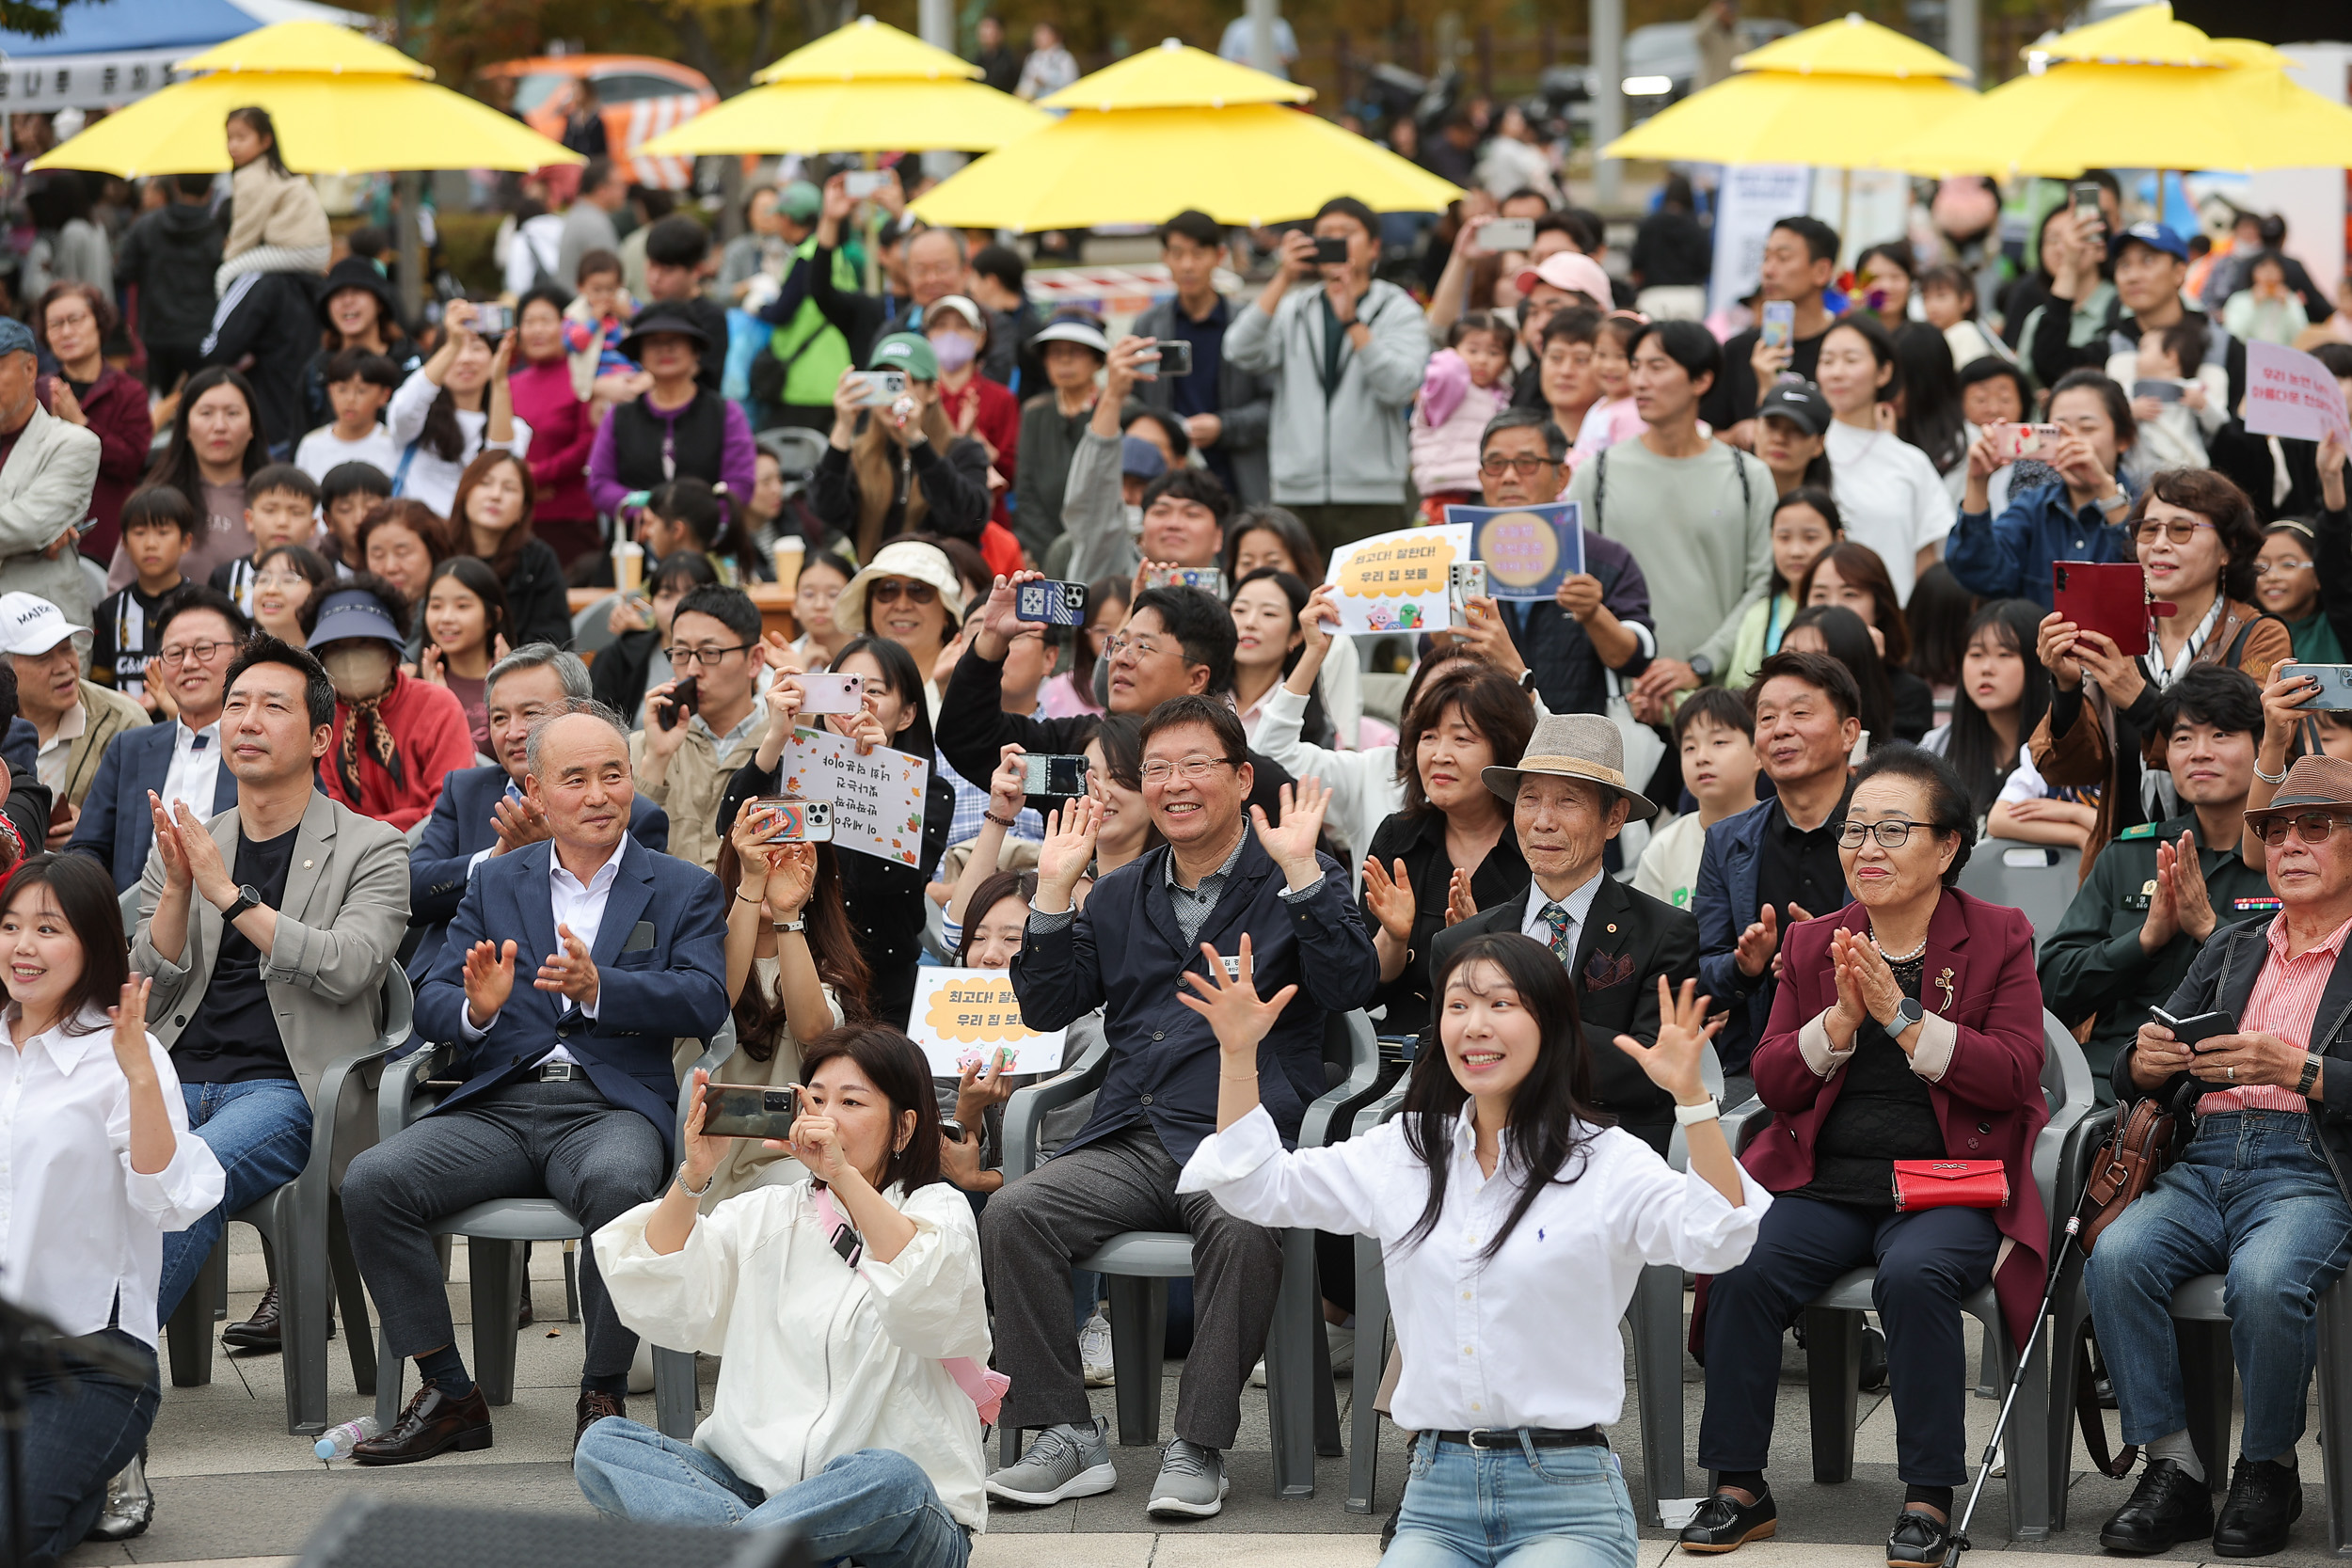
[1479,453,1557,476]
[1836,817,1937,849]
[666,642,752,669]
[868,578,938,606]
[2258,558,2314,578]
[253,570,310,590]
[1104,634,1172,662]
[2255,812,2352,847]
[1139,755,1233,786]
[2134,518,2219,546]
[155,640,237,668]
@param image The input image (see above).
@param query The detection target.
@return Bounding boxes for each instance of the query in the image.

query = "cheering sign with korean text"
[771,725,930,868]
[1445,502,1584,600]
[2245,341,2352,448]
[909,968,1068,1075]
[1322,522,1471,635]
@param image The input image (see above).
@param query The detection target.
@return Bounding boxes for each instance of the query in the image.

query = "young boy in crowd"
[211,464,322,612]
[294,349,401,483]
[564,248,641,394]
[2123,317,2227,483]
[1632,687,1761,911]
[321,462,391,575]
[89,487,198,713]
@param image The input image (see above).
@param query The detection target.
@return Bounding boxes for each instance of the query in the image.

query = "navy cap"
[306,590,405,653]
[0,318,33,358]
[1120,436,1168,480]
[1756,379,1831,437]
[2113,222,2189,263]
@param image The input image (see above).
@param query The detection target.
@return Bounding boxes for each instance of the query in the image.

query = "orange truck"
[478,55,717,191]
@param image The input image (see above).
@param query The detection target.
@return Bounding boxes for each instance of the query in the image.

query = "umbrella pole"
[863,150,882,296]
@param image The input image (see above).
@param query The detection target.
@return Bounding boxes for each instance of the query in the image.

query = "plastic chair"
[371,1017,737,1441]
[572,594,625,659]
[995,1009,1384,1498]
[756,425,829,482]
[1958,844,2085,942]
[162,965,416,1434]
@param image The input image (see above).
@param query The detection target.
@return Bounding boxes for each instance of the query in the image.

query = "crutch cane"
[1950,1212,2085,1556]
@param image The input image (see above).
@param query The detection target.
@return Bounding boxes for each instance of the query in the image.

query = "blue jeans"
[573,1418,970,1568]
[157,1080,311,1322]
[1382,1433,1638,1568]
[2087,1110,2352,1464]
[2,1327,157,1565]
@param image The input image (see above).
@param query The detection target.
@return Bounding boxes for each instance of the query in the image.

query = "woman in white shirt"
[386,302,532,518]
[1176,929,1764,1568]
[1814,314,1954,606]
[0,854,224,1555]
[583,1026,991,1566]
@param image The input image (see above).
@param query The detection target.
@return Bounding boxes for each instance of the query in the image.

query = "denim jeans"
[1382,1433,1639,1568]
[157,1080,311,1322]
[2087,1109,2352,1464]
[0,1327,158,1565]
[572,1418,970,1568]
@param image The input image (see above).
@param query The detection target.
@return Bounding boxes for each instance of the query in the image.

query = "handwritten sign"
[908,968,1067,1076]
[1446,502,1583,600]
[2244,341,2352,448]
[1323,523,1470,635]
[772,726,930,868]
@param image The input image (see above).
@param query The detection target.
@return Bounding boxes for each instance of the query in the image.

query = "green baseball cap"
[871,331,938,381]
[778,181,821,222]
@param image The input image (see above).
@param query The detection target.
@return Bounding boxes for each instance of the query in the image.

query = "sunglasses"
[2256,811,2352,847]
[869,578,938,606]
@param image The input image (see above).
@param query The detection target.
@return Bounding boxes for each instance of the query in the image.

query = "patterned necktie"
[1540,903,1573,964]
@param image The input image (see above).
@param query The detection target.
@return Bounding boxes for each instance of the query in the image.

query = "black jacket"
[590,629,658,721]
[811,435,992,552]
[203,270,316,452]
[2027,294,2248,419]
[1422,876,1699,1149]
[1359,809,1529,1042]
[498,538,574,651]
[117,202,225,348]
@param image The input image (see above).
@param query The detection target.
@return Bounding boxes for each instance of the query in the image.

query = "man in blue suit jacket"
[66,587,245,889]
[342,701,727,1465]
[407,645,668,977]
[988,695,1378,1516]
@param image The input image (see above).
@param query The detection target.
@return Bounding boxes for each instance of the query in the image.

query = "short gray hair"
[486,642,592,705]
[523,697,631,779]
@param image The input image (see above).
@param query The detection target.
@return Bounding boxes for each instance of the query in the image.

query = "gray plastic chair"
[371,1017,737,1441]
[572,594,626,659]
[162,965,415,1434]
[1959,844,2085,944]
[995,1009,1383,1498]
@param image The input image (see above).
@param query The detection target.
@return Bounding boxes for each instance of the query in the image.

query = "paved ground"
[60,1227,2348,1568]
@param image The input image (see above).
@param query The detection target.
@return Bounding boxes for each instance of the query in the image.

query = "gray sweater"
[1562,437,1773,674]
[1223,277,1429,507]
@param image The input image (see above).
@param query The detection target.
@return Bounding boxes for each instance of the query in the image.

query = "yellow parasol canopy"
[752,15,979,84]
[1039,38,1312,111]
[174,21,433,77]
[909,102,1458,230]
[1731,12,1973,79]
[2027,2,2233,68]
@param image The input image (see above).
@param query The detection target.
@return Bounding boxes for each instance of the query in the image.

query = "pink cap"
[1514,251,1615,309]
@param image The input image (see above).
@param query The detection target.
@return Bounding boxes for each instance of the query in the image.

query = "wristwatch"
[1882,997,1925,1035]
[2299,1053,2325,1098]
[221,883,263,920]
[1688,654,1715,684]
[1518,669,1540,694]
[774,917,806,935]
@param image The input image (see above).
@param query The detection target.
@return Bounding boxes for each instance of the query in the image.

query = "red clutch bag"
[1891,1159,2010,1210]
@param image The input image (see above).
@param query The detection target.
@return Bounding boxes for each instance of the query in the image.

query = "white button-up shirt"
[1519,868,1607,963]
[159,719,223,817]
[1180,1102,1769,1433]
[0,1004,224,1349]
[461,837,628,1060]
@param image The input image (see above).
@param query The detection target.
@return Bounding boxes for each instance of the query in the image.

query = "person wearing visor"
[302,578,476,831]
[813,333,991,562]
[587,304,758,541]
[1015,314,1111,560]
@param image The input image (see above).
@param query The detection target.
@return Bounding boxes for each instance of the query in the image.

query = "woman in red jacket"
[927,295,1019,529]
[1680,744,2048,1568]
[507,285,600,571]
[38,281,153,564]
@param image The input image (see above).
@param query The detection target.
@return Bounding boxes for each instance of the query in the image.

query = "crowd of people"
[8,67,2352,1568]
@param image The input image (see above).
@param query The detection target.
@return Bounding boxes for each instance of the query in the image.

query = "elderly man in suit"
[70,586,249,891]
[0,317,100,625]
[986,693,1378,1520]
[1422,712,1698,1152]
[343,699,728,1465]
[408,644,669,979]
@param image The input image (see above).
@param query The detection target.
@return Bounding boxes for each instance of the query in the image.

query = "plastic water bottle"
[313,1416,381,1462]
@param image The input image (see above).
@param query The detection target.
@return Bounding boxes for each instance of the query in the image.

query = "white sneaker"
[1250,1319,1356,1386]
[1078,1311,1114,1387]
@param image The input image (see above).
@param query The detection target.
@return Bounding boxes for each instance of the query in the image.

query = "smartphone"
[659,675,699,731]
[1311,235,1350,265]
[2283,662,2352,712]
[1021,753,1089,796]
[470,302,509,336]
[1482,216,1534,253]
[2071,180,2105,232]
[73,514,98,538]
[1140,339,1192,379]
[850,369,909,406]
[2052,561,2153,657]
[751,797,834,842]
[1759,299,1795,352]
[1016,578,1089,626]
[1987,421,2066,462]
[2150,1006,2237,1053]
[1449,561,1486,621]
[794,672,865,715]
[844,169,891,199]
[1141,565,1226,595]
[702,1083,801,1140]
[940,1117,969,1145]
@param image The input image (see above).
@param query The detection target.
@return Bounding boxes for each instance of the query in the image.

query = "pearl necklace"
[1874,931,1930,963]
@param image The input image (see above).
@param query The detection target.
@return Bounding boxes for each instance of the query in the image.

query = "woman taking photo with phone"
[1176,929,1762,1568]
[1946,370,2137,609]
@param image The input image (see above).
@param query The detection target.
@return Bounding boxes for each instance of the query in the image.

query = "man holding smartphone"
[1132,211,1273,506]
[1701,215,1839,450]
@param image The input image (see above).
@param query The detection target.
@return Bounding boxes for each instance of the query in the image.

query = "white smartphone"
[1482,216,1534,253]
[796,672,866,715]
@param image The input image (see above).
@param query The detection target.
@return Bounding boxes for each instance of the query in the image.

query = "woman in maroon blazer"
[37,281,153,564]
[1680,744,2048,1568]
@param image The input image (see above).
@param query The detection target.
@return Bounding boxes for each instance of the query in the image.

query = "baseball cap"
[2113,221,2189,263]
[1756,380,1831,437]
[777,181,821,223]
[306,590,405,654]
[1120,436,1168,481]
[0,319,33,359]
[0,592,87,655]
[871,332,939,381]
[1514,251,1615,309]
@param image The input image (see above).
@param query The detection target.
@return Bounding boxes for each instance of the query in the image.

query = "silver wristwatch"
[1883,997,1925,1035]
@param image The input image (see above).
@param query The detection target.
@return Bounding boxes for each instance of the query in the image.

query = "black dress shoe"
[1886,1508,1952,1568]
[1861,1324,1889,1392]
[352,1382,493,1465]
[2099,1457,2216,1555]
[220,1284,336,1352]
[1679,1490,1777,1553]
[575,1390,625,1452]
[2214,1457,2303,1557]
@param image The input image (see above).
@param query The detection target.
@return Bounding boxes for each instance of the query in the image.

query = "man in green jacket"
[752,182,856,433]
[2038,665,2275,1101]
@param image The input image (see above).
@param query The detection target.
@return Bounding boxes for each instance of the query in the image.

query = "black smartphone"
[1148,340,1193,378]
[2151,1006,2237,1052]
[702,1083,801,1139]
[660,675,700,731]
[1311,235,1350,265]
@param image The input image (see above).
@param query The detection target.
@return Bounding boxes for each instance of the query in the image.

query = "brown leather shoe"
[221,1284,337,1352]
[575,1390,625,1451]
[352,1381,493,1465]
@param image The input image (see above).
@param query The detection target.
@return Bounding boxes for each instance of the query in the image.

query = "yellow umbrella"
[753,15,977,84]
[2026,2,2233,68]
[174,21,433,77]
[1039,38,1311,110]
[909,102,1457,230]
[640,75,1042,156]
[1731,12,1973,79]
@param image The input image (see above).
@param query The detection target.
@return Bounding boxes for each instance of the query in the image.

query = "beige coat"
[54,679,150,811]
[224,160,330,260]
[629,709,771,875]
[0,402,100,626]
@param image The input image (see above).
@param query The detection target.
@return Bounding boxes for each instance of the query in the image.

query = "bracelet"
[736,890,766,905]
[675,1162,715,1197]
[2255,759,2289,784]
[983,810,1020,828]
[1673,1099,1722,1127]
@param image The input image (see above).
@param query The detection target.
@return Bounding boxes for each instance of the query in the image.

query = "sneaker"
[1148,1437,1230,1519]
[985,1417,1117,1506]
[1251,1319,1357,1386]
[84,1450,151,1542]
[1078,1312,1115,1387]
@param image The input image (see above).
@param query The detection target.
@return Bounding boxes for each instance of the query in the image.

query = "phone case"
[2289,663,2352,712]
[2052,562,2154,657]
[796,673,865,715]
[1015,580,1089,626]
[702,1084,801,1140]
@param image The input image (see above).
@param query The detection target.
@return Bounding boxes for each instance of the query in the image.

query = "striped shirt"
[2196,912,2352,1116]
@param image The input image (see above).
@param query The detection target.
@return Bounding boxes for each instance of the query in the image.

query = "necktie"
[1540,902,1573,964]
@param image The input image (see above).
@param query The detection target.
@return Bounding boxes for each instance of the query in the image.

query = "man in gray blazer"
[133,634,409,1330]
[0,317,101,626]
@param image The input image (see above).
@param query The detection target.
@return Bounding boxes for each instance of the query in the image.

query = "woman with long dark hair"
[115,366,267,591]
[1890,320,1969,482]
[1229,567,1332,748]
[1796,541,1934,742]
[1903,562,1980,698]
[450,449,570,650]
[387,301,528,518]
[1812,312,1956,607]
[1921,598,2050,819]
[1176,930,1757,1568]
[419,556,514,757]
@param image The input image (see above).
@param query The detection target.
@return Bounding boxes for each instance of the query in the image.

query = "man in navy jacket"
[987,695,1377,1518]
[407,645,668,977]
[342,701,727,1465]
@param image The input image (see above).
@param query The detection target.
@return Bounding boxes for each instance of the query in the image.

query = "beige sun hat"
[835,539,969,634]
[1480,712,1660,822]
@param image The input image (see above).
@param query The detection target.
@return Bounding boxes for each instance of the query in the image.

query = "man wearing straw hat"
[1421,712,1700,1153]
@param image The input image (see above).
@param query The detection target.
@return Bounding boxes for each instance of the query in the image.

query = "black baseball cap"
[1757,379,1830,437]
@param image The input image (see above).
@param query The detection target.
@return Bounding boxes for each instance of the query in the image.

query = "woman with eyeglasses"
[1681,745,2049,1568]
[2033,467,2288,866]
[2237,433,2352,860]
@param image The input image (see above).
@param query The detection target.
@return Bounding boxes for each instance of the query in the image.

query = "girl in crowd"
[508,284,602,569]
[816,342,992,562]
[249,543,332,648]
[1921,598,2051,822]
[739,449,791,583]
[1889,324,1970,486]
[1410,312,1514,519]
[591,552,720,726]
[1947,370,2138,606]
[835,541,965,712]
[1753,380,1834,499]
[1903,564,1980,702]
[387,302,530,519]
[119,367,267,590]
[356,499,453,662]
[1918,264,2005,373]
[216,106,329,288]
[1221,507,1368,746]
[38,281,151,562]
[2253,518,2344,663]
[419,557,514,758]
[307,256,421,435]
[784,547,856,674]
[1229,568,1332,747]
[300,573,477,830]
[1178,930,1758,1568]
[1039,576,1126,719]
[2236,436,2352,852]
[1797,541,1934,742]
[1729,487,1840,689]
[2,855,223,1555]
[1812,313,1955,605]
[1359,663,1535,1041]
[1853,243,1915,334]
[1571,312,1648,463]
[450,450,570,651]
[582,1027,988,1566]
[1783,604,1899,753]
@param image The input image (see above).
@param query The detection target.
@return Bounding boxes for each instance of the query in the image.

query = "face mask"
[1123,504,1144,539]
[930,332,978,372]
[324,644,394,699]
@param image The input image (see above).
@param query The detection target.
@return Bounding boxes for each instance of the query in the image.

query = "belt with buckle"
[1434,1426,1605,1449]
[537,1061,577,1083]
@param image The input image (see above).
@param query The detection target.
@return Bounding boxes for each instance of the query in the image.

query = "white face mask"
[1123,504,1144,539]
[323,644,395,701]
[930,332,978,372]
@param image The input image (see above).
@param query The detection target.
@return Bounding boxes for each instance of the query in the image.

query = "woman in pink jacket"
[508,286,601,570]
